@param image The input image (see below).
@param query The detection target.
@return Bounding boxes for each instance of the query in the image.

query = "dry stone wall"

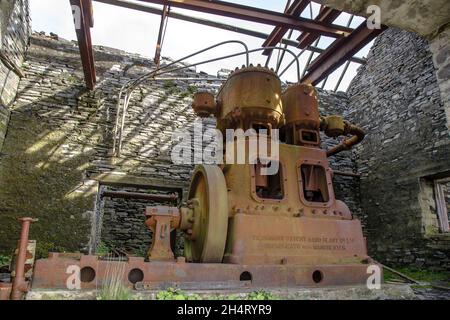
[346,28,450,270]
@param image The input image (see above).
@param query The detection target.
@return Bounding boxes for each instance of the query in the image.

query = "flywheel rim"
[184,165,228,263]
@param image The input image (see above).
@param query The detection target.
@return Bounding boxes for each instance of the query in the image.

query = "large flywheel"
[184,165,229,263]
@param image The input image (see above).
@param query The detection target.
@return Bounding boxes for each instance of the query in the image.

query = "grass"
[96,256,132,300]
[156,287,202,300]
[383,267,450,286]
[155,288,279,300]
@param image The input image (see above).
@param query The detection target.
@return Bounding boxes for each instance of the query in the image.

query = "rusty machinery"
[144,65,370,269]
[27,43,380,291]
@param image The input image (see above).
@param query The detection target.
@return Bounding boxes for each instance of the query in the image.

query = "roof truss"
[69,0,386,91]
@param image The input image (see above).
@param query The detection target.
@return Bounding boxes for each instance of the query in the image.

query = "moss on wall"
[0,113,94,257]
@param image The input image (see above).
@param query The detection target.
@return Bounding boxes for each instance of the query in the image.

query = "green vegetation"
[0,114,92,257]
[155,288,279,300]
[163,80,176,89]
[96,241,111,256]
[246,290,279,300]
[187,85,197,94]
[156,288,202,300]
[97,260,132,300]
[0,254,11,267]
[384,267,450,286]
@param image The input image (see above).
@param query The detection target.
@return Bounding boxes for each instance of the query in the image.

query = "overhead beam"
[301,23,387,85]
[154,4,169,65]
[261,0,310,55]
[70,0,96,90]
[297,6,341,49]
[93,0,366,65]
[136,0,352,38]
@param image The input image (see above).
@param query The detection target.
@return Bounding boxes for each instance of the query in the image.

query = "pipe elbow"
[326,121,365,157]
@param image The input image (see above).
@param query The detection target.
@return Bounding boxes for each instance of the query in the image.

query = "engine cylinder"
[281,83,321,146]
[216,65,283,133]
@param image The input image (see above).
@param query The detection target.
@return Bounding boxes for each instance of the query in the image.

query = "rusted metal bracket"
[144,206,180,261]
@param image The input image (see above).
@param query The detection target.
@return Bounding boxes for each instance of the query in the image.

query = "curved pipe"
[113,44,302,155]
[326,120,365,157]
[113,40,250,153]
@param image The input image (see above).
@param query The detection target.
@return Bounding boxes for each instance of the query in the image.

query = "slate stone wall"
[0,0,30,150]
[0,32,358,256]
[346,28,450,270]
[429,25,450,131]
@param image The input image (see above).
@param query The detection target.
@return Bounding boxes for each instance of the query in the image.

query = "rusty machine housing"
[24,65,378,295]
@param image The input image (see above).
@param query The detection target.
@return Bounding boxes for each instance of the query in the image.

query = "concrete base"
[25,284,419,300]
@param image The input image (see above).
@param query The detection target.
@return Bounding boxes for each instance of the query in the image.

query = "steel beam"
[297,7,341,49]
[261,0,309,55]
[302,23,387,85]
[70,0,96,90]
[136,0,352,38]
[101,190,178,202]
[93,0,366,65]
[154,4,169,65]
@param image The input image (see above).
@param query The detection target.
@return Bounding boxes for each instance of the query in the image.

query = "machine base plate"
[31,253,380,290]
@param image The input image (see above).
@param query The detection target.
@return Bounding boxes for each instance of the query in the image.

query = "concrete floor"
[25,284,450,300]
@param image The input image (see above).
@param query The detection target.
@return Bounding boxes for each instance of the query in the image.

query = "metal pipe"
[114,44,302,155]
[113,39,251,154]
[101,190,179,202]
[326,121,365,157]
[11,217,37,300]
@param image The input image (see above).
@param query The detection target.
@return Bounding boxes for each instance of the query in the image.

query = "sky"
[29,0,373,91]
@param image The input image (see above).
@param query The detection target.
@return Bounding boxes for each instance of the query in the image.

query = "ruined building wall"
[0,32,357,257]
[346,28,450,270]
[0,0,31,150]
[429,25,450,132]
